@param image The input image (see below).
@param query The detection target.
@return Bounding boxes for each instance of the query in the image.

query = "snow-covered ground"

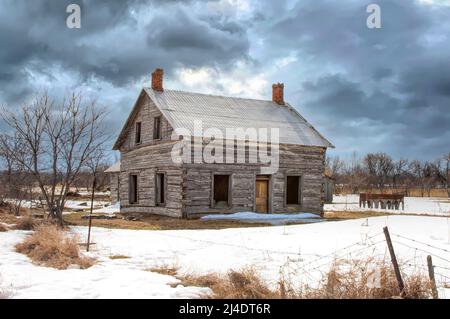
[325,195,450,216]
[6,199,112,213]
[0,230,211,299]
[1,215,449,298]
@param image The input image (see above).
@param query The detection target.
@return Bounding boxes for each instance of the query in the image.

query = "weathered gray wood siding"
[118,94,173,153]
[118,94,183,217]
[182,144,326,216]
[109,172,120,203]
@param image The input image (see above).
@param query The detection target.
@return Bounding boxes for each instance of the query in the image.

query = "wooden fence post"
[383,226,405,297]
[86,174,96,252]
[427,255,439,299]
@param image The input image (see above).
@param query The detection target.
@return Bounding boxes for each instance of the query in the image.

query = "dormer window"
[153,116,161,140]
[135,122,142,145]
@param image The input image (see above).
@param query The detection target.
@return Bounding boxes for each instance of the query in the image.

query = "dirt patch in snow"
[65,212,275,230]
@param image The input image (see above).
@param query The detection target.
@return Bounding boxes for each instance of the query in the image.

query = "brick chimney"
[272,83,284,105]
[151,68,164,92]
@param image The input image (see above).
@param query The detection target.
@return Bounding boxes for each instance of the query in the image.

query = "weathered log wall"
[183,144,326,216]
[120,141,183,217]
[118,95,183,217]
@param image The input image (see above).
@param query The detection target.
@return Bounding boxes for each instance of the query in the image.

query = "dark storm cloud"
[0,0,247,103]
[145,8,250,73]
[0,0,449,160]
[256,0,450,159]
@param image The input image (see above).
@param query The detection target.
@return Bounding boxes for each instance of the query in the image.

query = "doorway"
[255,176,269,213]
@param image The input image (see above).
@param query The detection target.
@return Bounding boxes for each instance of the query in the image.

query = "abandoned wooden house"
[108,68,333,218]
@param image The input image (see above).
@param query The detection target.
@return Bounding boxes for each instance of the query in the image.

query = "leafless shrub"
[295,258,431,299]
[0,223,8,232]
[178,267,278,299]
[14,216,37,230]
[15,224,95,269]
[148,265,179,277]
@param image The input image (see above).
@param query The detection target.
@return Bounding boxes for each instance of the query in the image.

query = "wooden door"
[255,180,269,213]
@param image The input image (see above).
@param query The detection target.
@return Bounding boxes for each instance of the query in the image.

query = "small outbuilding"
[105,161,121,203]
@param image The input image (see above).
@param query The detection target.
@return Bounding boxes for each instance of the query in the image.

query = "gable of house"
[114,90,174,152]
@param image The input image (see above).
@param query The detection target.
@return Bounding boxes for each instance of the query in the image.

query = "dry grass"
[0,223,8,232]
[324,210,388,220]
[298,259,432,299]
[109,255,130,260]
[14,216,38,230]
[160,259,433,299]
[64,212,274,230]
[15,224,95,270]
[0,207,23,224]
[150,266,278,299]
[180,269,278,299]
[147,265,179,277]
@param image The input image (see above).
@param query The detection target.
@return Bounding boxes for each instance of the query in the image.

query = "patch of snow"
[65,200,109,209]
[93,202,120,214]
[77,191,110,197]
[325,195,450,216]
[62,200,112,215]
[201,212,322,225]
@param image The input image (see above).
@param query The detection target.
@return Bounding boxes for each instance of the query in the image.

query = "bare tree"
[409,160,437,197]
[435,153,450,197]
[392,158,409,192]
[325,155,344,178]
[0,92,108,226]
[0,134,30,215]
[364,153,394,191]
[341,152,366,194]
[422,161,436,197]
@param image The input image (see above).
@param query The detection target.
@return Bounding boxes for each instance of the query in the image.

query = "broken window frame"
[155,172,166,207]
[153,116,161,140]
[211,173,232,208]
[285,174,303,206]
[129,174,138,204]
[135,122,142,145]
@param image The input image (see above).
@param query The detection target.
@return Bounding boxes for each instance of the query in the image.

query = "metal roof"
[105,161,120,173]
[143,88,333,148]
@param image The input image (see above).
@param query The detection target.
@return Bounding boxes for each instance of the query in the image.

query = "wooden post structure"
[383,226,405,297]
[86,174,96,252]
[427,255,439,299]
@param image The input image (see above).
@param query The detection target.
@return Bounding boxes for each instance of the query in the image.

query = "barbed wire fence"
[91,221,450,297]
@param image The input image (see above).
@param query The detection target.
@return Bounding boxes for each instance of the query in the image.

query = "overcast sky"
[1,0,449,161]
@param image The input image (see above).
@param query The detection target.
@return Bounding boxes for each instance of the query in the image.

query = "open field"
[1,194,449,298]
[0,215,449,298]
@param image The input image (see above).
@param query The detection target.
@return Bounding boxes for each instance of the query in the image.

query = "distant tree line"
[326,152,450,197]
